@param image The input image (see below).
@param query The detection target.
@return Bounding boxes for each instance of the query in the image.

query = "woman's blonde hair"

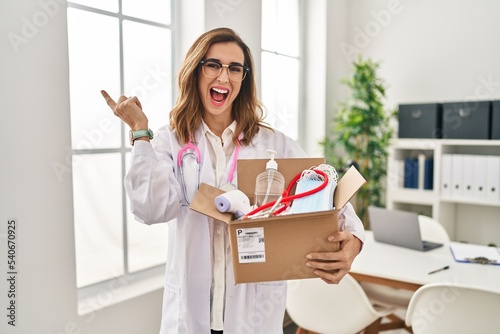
[169,27,269,145]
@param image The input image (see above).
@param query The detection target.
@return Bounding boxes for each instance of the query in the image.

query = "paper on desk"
[450,243,500,265]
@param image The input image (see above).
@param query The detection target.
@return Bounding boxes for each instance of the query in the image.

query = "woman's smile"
[210,86,229,106]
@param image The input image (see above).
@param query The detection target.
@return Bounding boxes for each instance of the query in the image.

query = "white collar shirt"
[201,120,237,331]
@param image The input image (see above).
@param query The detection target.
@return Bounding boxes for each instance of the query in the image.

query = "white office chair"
[286,275,401,334]
[417,214,450,244]
[360,215,450,309]
[406,282,500,334]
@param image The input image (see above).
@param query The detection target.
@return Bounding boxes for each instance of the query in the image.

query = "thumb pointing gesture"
[101,90,148,131]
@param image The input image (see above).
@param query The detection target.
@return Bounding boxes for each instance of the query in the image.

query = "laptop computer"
[368,206,443,251]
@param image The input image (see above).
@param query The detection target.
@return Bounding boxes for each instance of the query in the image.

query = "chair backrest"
[418,215,450,243]
[406,283,500,334]
[286,274,392,334]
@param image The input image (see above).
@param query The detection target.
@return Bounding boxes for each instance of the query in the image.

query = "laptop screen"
[368,206,442,251]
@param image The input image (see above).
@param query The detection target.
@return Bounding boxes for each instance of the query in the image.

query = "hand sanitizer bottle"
[254,149,285,207]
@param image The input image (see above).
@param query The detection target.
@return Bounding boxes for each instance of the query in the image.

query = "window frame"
[66,0,175,312]
[260,0,304,145]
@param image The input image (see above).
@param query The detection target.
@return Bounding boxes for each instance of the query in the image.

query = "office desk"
[350,231,500,293]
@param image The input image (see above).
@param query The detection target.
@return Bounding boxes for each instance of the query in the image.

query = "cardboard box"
[190,158,366,283]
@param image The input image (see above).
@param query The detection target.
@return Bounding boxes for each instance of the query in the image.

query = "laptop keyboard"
[423,240,443,250]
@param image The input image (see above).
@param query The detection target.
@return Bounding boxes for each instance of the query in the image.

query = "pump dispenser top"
[254,149,285,207]
[265,149,278,170]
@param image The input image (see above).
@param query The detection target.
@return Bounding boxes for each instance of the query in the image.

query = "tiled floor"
[378,308,410,334]
[285,325,409,334]
[285,323,409,334]
[284,322,298,334]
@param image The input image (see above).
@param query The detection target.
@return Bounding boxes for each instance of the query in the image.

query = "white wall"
[302,0,327,156]
[0,1,162,333]
[325,0,350,140]
[326,0,500,125]
[204,0,263,106]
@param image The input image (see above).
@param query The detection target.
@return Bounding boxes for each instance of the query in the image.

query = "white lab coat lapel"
[195,126,217,187]
[161,127,213,333]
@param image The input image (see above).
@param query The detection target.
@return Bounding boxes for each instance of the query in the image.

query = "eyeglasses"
[200,59,249,82]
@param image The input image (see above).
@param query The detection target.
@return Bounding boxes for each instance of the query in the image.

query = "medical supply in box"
[215,190,252,219]
[242,165,333,220]
[190,157,366,284]
[287,164,338,214]
[254,149,285,206]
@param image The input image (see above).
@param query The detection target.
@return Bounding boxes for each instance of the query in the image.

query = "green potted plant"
[321,56,396,224]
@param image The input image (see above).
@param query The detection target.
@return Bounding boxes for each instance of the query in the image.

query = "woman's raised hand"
[101,90,149,131]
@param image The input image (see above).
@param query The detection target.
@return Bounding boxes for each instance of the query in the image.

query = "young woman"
[102,27,364,334]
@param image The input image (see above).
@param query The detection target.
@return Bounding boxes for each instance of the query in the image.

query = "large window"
[261,0,300,140]
[66,0,173,300]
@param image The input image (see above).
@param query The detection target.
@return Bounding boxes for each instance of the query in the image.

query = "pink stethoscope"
[177,134,242,204]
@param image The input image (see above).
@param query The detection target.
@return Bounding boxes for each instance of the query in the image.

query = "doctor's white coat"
[124,125,364,334]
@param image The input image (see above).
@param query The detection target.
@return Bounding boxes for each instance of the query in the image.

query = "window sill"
[77,265,165,315]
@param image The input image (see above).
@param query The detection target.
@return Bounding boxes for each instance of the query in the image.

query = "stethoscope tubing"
[179,151,201,205]
[178,134,242,205]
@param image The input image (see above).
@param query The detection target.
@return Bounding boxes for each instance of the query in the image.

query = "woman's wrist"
[131,124,149,131]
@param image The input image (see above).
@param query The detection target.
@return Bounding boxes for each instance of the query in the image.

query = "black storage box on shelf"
[398,103,442,139]
[442,101,491,139]
[492,100,500,140]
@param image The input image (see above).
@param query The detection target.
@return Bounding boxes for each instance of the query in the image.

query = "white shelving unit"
[386,139,500,246]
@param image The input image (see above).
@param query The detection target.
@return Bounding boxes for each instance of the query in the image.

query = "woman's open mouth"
[210,87,229,106]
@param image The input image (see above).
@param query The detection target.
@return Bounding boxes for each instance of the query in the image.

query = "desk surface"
[350,231,500,293]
